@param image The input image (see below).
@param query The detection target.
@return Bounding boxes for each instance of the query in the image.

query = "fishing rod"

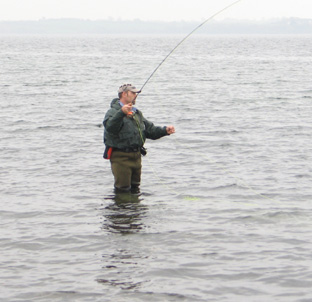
[139,0,244,93]
[135,0,281,203]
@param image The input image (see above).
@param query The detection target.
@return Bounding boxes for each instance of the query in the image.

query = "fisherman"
[103,83,175,193]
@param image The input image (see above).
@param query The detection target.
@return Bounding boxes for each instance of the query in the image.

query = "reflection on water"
[97,247,147,291]
[102,191,148,234]
[97,192,149,291]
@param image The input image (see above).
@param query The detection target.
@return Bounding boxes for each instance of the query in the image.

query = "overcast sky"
[1,0,312,22]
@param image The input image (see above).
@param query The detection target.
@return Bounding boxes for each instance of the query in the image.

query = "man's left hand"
[166,126,175,135]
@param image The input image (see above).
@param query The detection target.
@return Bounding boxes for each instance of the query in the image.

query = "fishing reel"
[127,111,134,118]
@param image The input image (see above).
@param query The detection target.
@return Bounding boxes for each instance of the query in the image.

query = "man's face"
[125,91,137,103]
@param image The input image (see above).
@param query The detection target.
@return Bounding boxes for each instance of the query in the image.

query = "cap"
[118,84,141,94]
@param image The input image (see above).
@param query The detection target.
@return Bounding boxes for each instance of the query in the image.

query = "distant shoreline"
[0,18,312,35]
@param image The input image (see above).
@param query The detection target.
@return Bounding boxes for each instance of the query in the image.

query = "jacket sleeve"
[103,108,125,135]
[143,117,168,140]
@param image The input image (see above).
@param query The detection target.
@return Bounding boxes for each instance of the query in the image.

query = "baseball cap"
[118,84,141,94]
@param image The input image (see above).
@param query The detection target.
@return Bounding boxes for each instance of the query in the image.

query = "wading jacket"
[103,98,168,150]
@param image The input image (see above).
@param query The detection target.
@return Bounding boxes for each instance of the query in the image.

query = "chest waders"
[109,112,145,192]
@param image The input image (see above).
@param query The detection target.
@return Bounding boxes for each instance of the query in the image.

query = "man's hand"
[166,125,175,135]
[121,103,133,115]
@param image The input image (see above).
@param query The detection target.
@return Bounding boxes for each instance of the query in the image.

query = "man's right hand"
[121,103,133,115]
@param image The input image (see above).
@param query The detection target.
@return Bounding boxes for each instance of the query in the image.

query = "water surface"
[1,34,312,301]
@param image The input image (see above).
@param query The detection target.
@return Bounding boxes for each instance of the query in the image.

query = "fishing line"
[145,133,282,203]
[136,0,285,204]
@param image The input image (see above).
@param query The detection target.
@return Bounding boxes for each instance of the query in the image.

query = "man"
[103,83,175,193]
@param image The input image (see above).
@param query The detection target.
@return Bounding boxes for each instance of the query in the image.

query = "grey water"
[1,34,312,301]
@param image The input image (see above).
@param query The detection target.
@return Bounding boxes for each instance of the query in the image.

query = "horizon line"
[1,16,311,23]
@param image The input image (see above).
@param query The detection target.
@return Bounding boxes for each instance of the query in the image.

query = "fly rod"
[139,0,244,93]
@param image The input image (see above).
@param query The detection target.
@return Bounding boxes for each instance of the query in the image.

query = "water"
[1,34,312,301]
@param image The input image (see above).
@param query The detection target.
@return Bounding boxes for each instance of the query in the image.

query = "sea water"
[1,34,312,301]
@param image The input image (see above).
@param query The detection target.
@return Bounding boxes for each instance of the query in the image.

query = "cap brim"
[130,89,141,93]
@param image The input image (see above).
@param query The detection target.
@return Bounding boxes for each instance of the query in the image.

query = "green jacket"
[103,98,168,149]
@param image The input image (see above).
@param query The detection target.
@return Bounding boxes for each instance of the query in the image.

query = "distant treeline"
[0,18,312,34]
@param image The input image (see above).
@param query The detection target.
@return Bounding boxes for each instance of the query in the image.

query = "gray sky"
[1,0,312,21]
